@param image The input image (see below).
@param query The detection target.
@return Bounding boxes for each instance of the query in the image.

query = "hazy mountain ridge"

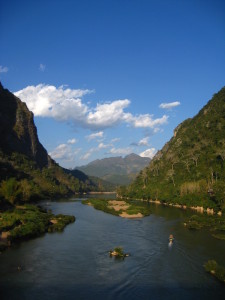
[76,153,151,185]
[118,87,225,212]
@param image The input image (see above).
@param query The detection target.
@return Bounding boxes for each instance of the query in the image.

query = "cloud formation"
[67,138,77,144]
[139,148,156,159]
[159,101,180,109]
[14,84,168,131]
[49,144,72,160]
[109,147,132,155]
[39,64,46,71]
[132,137,150,147]
[86,131,104,141]
[98,142,112,149]
[0,65,8,73]
[87,100,130,128]
[49,138,80,162]
[111,138,120,143]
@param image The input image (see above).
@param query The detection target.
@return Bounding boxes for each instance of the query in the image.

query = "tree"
[167,169,175,187]
[20,179,32,201]
[0,178,21,204]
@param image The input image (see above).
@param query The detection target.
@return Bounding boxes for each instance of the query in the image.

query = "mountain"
[76,153,151,185]
[0,82,50,168]
[63,168,116,192]
[0,83,107,204]
[118,87,225,212]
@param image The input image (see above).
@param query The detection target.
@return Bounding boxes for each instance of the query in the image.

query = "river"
[0,195,225,300]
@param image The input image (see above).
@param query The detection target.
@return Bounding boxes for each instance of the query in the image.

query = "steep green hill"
[118,87,225,212]
[0,82,106,204]
[76,153,150,185]
[63,169,116,192]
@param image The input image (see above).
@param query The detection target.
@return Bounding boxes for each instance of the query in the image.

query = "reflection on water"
[0,196,225,300]
[168,241,173,249]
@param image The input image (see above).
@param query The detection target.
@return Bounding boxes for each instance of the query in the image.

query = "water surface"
[0,197,225,299]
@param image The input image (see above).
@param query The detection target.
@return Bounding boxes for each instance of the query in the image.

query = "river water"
[0,196,225,300]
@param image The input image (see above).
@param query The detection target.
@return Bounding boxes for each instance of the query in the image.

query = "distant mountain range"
[119,86,225,212]
[0,82,113,204]
[76,154,151,185]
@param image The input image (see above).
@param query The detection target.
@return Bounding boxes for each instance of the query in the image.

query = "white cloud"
[124,113,168,128]
[86,131,104,141]
[80,147,97,160]
[14,84,168,131]
[109,147,132,155]
[80,152,91,160]
[14,84,92,122]
[138,137,149,146]
[49,144,71,160]
[49,143,81,162]
[159,101,180,109]
[86,99,130,128]
[67,138,77,144]
[39,64,46,72]
[139,148,156,159]
[131,137,150,147]
[111,138,120,143]
[0,65,8,73]
[98,142,112,149]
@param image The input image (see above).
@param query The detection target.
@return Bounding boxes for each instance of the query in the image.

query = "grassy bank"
[0,204,75,251]
[82,198,151,217]
[184,214,225,240]
[204,260,225,283]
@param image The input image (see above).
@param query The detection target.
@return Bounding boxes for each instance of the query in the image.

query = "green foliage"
[185,213,225,239]
[82,199,121,216]
[82,198,151,217]
[204,260,225,283]
[119,87,225,211]
[0,149,111,205]
[126,200,151,216]
[0,178,21,204]
[48,214,75,232]
[0,205,75,244]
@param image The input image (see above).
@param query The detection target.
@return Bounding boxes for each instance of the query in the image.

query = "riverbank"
[82,198,151,218]
[88,192,116,195]
[118,197,225,240]
[204,260,225,284]
[0,204,75,251]
[118,197,223,216]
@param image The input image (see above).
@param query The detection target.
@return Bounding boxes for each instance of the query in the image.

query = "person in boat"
[169,234,174,241]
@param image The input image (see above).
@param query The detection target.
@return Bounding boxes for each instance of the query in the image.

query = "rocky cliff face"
[0,82,50,168]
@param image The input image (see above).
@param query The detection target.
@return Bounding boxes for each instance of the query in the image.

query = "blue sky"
[0,0,225,168]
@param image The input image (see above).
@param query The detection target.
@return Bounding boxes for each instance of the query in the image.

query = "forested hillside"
[76,153,150,185]
[0,83,106,205]
[118,87,225,212]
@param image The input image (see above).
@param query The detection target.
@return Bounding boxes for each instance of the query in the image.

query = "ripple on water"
[0,200,225,300]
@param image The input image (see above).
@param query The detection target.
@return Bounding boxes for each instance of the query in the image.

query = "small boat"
[169,234,174,242]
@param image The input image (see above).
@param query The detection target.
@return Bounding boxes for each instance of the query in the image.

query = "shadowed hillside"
[0,83,109,204]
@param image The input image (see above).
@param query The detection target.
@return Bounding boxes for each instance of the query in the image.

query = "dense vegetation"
[0,82,112,206]
[0,152,97,204]
[0,204,75,251]
[118,87,225,213]
[204,260,225,283]
[185,214,225,240]
[82,198,151,217]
